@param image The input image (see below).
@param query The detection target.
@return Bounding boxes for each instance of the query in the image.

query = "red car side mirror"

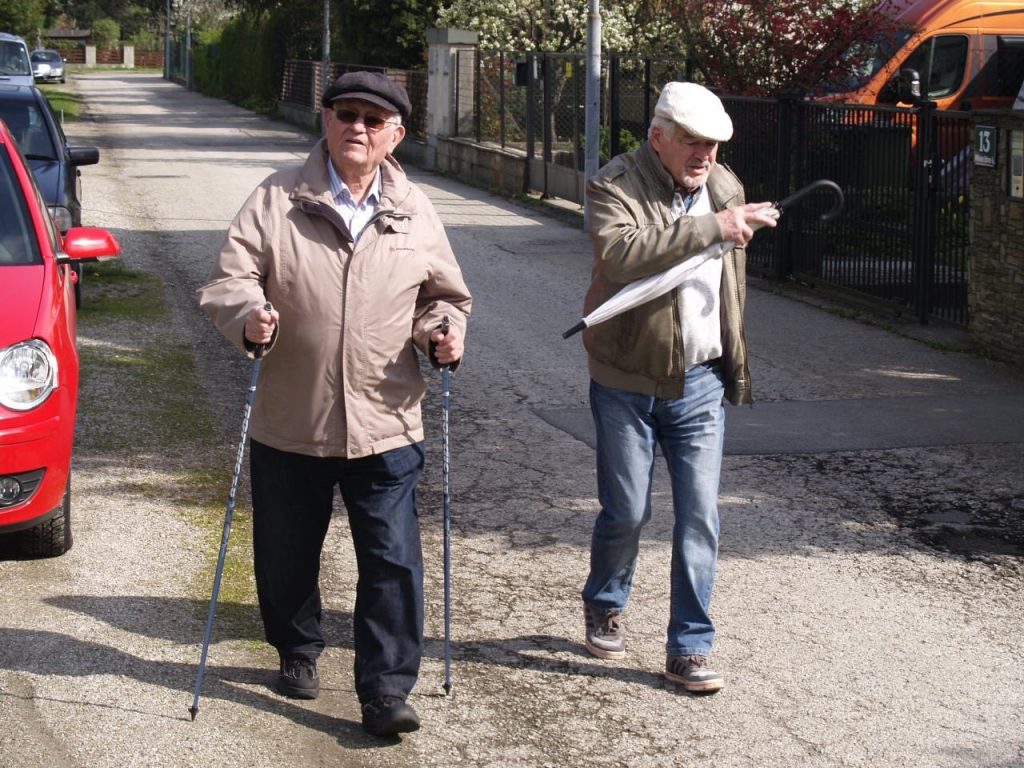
[57,227,121,263]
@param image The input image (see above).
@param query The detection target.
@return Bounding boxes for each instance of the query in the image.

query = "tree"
[336,0,444,67]
[0,0,46,37]
[219,0,440,67]
[672,0,910,96]
[435,0,687,54]
[91,16,120,46]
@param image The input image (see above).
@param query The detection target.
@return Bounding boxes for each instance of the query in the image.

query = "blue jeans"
[250,440,425,703]
[582,362,725,657]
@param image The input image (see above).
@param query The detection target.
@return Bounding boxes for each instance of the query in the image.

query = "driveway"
[0,72,1021,768]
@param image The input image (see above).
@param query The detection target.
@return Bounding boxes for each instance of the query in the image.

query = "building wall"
[969,111,1024,369]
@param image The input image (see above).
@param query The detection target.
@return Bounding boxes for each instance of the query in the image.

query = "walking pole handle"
[253,302,273,360]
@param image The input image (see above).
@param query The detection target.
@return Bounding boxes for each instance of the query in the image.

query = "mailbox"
[1010,130,1023,199]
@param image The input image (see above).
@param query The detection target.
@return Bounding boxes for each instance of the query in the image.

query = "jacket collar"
[291,139,412,216]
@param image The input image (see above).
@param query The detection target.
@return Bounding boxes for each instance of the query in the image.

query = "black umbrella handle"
[775,179,844,222]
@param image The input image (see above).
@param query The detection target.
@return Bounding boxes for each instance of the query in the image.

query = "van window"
[826,27,915,93]
[0,39,31,78]
[997,36,1024,97]
[880,35,969,102]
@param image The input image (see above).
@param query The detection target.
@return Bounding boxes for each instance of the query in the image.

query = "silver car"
[0,33,33,87]
[31,49,66,84]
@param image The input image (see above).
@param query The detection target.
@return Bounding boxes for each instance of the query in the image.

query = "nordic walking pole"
[189,302,273,722]
[439,314,453,695]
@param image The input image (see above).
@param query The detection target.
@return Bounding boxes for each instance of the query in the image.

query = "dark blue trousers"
[249,439,425,703]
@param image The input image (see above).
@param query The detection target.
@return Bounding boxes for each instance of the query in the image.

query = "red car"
[0,118,120,557]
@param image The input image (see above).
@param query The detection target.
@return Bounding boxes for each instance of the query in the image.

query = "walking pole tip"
[188,705,198,721]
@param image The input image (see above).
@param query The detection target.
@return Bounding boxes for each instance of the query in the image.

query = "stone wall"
[435,136,528,197]
[970,111,1024,369]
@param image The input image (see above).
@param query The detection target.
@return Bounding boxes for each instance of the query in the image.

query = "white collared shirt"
[327,161,381,243]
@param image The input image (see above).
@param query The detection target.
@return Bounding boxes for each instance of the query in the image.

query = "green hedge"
[192,12,286,113]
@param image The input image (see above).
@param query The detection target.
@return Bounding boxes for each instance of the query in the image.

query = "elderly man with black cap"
[575,82,775,693]
[198,71,472,737]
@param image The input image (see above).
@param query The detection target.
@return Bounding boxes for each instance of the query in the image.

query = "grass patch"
[187,498,263,640]
[75,258,261,637]
[78,339,220,450]
[77,260,167,322]
[38,84,86,122]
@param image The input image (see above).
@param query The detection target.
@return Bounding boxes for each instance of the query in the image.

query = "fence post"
[474,49,482,142]
[610,54,621,159]
[499,51,506,149]
[912,101,939,322]
[542,53,553,199]
[525,52,536,194]
[772,94,797,279]
[645,58,655,124]
[573,54,583,172]
[425,28,479,154]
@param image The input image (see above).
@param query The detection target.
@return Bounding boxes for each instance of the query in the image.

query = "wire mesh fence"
[279,59,428,139]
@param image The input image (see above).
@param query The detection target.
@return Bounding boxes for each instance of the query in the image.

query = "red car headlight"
[0,340,59,411]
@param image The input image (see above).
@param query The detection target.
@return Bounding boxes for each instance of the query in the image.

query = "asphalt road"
[1,72,1022,768]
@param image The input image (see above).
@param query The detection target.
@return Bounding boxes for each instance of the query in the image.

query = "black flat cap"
[321,71,411,123]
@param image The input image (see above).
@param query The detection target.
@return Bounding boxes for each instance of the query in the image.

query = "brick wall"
[970,111,1024,369]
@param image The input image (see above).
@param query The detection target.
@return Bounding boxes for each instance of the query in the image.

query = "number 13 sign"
[975,125,997,168]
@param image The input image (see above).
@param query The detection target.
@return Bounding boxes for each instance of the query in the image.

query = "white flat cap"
[654,82,733,142]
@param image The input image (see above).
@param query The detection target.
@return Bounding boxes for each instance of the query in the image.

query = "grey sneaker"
[665,654,724,693]
[583,604,625,659]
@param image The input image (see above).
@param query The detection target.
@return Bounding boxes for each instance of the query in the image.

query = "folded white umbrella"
[563,180,843,338]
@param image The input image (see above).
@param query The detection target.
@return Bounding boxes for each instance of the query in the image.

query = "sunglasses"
[332,107,399,132]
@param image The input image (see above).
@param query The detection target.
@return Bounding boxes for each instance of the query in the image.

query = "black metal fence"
[460,50,973,325]
[727,99,972,326]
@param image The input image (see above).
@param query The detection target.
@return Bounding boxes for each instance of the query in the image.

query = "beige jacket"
[197,141,472,458]
[582,141,752,405]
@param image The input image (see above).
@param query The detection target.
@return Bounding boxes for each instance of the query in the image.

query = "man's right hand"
[715,202,778,246]
[245,303,278,345]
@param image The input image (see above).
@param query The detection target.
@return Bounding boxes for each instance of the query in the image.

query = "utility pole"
[185,3,191,90]
[583,0,601,229]
[164,0,171,81]
[321,0,331,136]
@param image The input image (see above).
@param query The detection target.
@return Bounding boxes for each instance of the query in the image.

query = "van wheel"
[18,478,73,558]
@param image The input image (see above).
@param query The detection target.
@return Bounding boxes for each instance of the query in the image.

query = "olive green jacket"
[582,141,752,405]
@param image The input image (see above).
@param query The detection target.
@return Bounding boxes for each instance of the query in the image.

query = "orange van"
[827,0,1024,110]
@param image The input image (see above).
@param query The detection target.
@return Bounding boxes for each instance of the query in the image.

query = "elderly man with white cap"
[576,82,775,693]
